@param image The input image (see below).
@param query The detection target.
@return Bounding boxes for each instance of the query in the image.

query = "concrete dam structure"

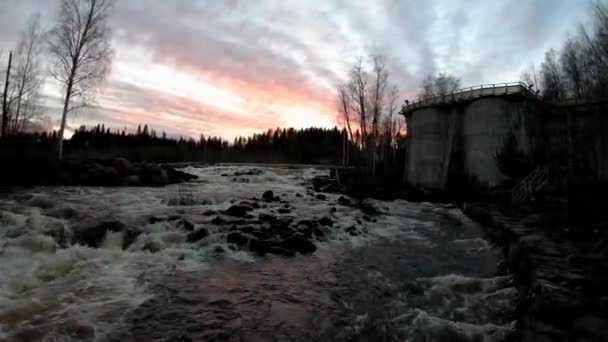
[401,82,608,192]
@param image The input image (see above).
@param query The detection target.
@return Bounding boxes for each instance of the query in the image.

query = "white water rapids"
[0,166,517,341]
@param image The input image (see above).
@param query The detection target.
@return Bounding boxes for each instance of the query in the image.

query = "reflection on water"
[0,166,516,341]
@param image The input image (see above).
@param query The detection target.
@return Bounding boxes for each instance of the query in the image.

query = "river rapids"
[0,166,517,341]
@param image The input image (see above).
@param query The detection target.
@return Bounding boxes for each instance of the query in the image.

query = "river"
[0,166,517,341]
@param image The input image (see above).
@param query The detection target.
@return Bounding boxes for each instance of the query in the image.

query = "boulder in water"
[319,217,334,227]
[226,231,250,246]
[72,220,140,249]
[222,204,254,217]
[338,196,352,206]
[280,236,317,254]
[262,190,275,202]
[186,228,210,243]
[177,218,195,231]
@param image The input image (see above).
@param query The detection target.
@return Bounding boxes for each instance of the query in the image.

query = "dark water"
[0,166,516,341]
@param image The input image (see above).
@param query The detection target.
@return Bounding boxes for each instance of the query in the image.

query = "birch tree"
[9,14,44,133]
[48,0,114,159]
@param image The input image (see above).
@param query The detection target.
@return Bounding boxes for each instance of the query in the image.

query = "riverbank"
[0,157,197,187]
[463,202,608,341]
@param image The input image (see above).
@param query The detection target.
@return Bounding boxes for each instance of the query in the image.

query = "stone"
[143,241,162,253]
[177,219,195,231]
[126,175,141,186]
[362,215,372,222]
[226,232,250,246]
[338,196,352,206]
[203,210,218,216]
[278,208,292,214]
[72,220,140,249]
[345,225,359,236]
[222,204,254,217]
[316,194,327,200]
[330,207,337,213]
[42,221,73,248]
[280,236,317,254]
[112,157,132,176]
[319,217,334,227]
[295,193,303,198]
[262,190,275,202]
[259,213,277,222]
[186,228,211,243]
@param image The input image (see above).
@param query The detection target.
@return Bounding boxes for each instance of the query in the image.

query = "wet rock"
[319,217,334,227]
[280,236,317,254]
[312,226,327,239]
[28,195,56,209]
[46,207,80,219]
[186,228,211,243]
[143,241,162,253]
[149,215,181,224]
[139,164,170,186]
[226,231,250,246]
[240,201,261,209]
[72,220,140,249]
[177,219,195,231]
[126,175,141,186]
[278,208,292,214]
[274,196,281,202]
[310,176,341,192]
[362,215,372,222]
[222,204,254,217]
[345,225,359,236]
[112,157,132,176]
[262,190,275,202]
[203,210,218,216]
[330,207,337,213]
[338,196,352,206]
[42,221,73,248]
[259,213,277,222]
[316,194,327,201]
[270,217,293,231]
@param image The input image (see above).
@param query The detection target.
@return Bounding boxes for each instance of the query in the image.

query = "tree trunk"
[58,78,73,160]
[1,51,12,138]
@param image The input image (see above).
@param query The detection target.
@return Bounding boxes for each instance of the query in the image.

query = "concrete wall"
[461,98,539,186]
[405,107,454,190]
[405,95,541,191]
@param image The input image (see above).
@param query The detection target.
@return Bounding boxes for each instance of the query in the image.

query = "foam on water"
[0,165,514,340]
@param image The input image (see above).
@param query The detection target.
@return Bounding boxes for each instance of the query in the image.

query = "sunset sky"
[0,0,591,139]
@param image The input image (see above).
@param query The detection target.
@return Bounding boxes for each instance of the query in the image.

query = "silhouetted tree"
[48,0,115,159]
[419,72,461,98]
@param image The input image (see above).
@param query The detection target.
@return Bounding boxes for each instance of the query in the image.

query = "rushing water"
[0,166,517,341]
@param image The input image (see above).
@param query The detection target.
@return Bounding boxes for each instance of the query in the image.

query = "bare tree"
[368,55,388,174]
[540,49,566,101]
[520,64,542,93]
[48,0,114,159]
[347,58,368,147]
[337,84,354,141]
[560,36,594,100]
[1,51,12,138]
[8,14,44,133]
[419,72,461,98]
[383,85,399,147]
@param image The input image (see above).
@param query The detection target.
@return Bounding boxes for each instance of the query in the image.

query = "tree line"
[1,0,114,160]
[521,1,608,102]
[1,124,369,165]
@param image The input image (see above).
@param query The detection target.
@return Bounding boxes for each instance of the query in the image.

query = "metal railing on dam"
[400,82,541,114]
